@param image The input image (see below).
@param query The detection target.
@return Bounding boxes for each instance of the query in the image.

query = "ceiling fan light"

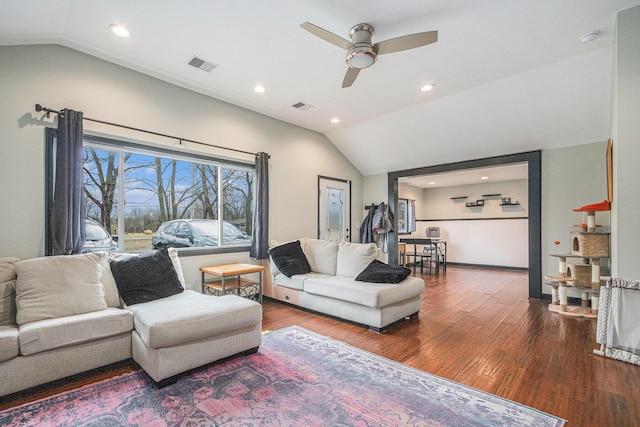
[346,46,377,69]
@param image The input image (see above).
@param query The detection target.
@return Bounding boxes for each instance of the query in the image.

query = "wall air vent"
[292,102,314,111]
[187,56,218,72]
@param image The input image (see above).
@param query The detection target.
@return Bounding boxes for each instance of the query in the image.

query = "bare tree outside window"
[82,145,254,252]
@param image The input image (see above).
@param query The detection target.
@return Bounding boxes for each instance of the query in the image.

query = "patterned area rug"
[1,326,564,426]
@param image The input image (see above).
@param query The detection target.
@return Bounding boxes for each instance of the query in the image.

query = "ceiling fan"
[300,22,438,88]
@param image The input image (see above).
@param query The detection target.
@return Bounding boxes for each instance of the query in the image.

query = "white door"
[318,177,351,241]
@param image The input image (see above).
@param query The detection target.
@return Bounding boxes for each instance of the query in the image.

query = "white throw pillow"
[336,241,378,278]
[15,253,108,326]
[303,239,339,275]
[167,247,186,288]
[0,257,19,326]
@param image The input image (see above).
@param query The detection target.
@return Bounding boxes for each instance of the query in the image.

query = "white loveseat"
[0,249,262,397]
[265,239,425,332]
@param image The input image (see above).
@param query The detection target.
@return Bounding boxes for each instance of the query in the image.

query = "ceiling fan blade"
[375,31,438,55]
[301,22,353,50]
[342,67,360,88]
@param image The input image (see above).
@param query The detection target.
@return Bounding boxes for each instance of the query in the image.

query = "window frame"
[45,128,255,257]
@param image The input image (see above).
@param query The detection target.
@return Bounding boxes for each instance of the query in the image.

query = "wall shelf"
[450,196,468,200]
[500,202,520,206]
[482,193,502,197]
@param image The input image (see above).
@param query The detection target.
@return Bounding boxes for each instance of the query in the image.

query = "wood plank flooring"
[2,266,639,426]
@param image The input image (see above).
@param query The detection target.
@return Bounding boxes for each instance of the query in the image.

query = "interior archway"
[387,151,542,299]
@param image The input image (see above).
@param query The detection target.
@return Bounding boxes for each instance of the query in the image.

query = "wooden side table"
[200,263,265,303]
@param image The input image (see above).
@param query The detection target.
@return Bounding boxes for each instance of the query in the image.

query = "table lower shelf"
[203,278,261,301]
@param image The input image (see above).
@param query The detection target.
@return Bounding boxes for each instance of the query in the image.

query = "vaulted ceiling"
[1,0,638,175]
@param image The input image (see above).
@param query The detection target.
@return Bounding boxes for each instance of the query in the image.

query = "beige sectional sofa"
[0,249,262,397]
[264,239,425,332]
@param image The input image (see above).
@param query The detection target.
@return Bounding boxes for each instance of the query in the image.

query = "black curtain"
[250,152,269,259]
[50,109,85,255]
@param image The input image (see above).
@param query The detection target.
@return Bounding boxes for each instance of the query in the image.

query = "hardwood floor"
[2,267,639,426]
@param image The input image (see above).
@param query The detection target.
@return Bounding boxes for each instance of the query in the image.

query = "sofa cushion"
[273,272,333,291]
[15,253,108,326]
[303,275,425,309]
[0,325,19,362]
[356,259,412,284]
[269,240,311,277]
[0,257,19,326]
[18,308,133,356]
[126,291,262,349]
[336,241,378,278]
[110,248,183,306]
[303,239,339,275]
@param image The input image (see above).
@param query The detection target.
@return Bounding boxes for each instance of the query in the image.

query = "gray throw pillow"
[269,240,312,278]
[355,259,412,284]
[110,248,183,305]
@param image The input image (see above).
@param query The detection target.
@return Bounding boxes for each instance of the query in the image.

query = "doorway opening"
[387,151,542,299]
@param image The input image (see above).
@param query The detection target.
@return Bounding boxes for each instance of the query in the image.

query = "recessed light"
[421,84,435,92]
[109,24,130,38]
[580,31,600,43]
[428,182,435,185]
[254,85,266,93]
[331,118,340,124]
[481,176,489,180]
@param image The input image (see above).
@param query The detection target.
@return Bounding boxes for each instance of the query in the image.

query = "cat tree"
[545,200,610,318]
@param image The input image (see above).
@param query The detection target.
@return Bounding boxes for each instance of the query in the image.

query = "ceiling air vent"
[187,56,218,72]
[292,102,314,111]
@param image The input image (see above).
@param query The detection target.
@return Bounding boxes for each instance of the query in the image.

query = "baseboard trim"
[446,262,528,271]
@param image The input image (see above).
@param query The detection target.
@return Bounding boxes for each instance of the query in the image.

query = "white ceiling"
[401,163,528,189]
[1,0,637,176]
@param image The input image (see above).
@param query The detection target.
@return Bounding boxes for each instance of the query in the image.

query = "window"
[46,130,254,255]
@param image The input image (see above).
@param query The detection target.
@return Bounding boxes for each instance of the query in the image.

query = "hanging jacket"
[372,202,394,238]
[372,202,394,252]
[360,203,377,243]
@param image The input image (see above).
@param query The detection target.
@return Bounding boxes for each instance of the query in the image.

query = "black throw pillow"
[110,248,183,305]
[355,259,412,284]
[269,240,312,277]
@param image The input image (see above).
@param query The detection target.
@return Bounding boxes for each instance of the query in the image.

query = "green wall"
[0,44,363,284]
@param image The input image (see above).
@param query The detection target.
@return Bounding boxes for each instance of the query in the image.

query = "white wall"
[398,183,425,217]
[413,218,528,268]
[611,5,640,278]
[420,180,528,220]
[0,45,363,286]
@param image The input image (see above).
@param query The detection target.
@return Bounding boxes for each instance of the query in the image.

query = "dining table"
[399,237,447,275]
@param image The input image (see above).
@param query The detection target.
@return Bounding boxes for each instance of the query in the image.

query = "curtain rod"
[35,104,263,158]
